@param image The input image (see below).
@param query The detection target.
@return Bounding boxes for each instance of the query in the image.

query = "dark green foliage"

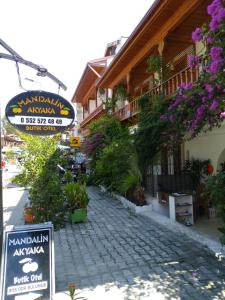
[63,170,73,183]
[64,182,89,212]
[205,172,225,244]
[94,139,140,193]
[5,150,16,160]
[84,114,142,194]
[146,55,162,74]
[13,134,67,229]
[119,173,141,196]
[13,134,61,187]
[103,84,129,112]
[114,84,129,100]
[83,115,129,171]
[182,158,210,188]
[135,94,169,171]
[28,149,65,230]
[146,55,170,83]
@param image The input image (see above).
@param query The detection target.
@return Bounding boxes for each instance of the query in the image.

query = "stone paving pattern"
[55,186,225,300]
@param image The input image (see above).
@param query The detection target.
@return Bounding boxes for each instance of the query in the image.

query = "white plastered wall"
[89,100,96,113]
[184,122,225,173]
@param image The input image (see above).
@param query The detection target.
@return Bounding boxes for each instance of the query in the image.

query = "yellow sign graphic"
[70,136,80,147]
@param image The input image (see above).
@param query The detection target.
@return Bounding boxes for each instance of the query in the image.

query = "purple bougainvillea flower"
[217,7,225,21]
[207,0,222,16]
[192,27,202,42]
[208,92,214,99]
[180,82,186,89]
[210,18,219,31]
[220,112,225,117]
[185,82,193,89]
[180,81,193,90]
[210,47,223,60]
[209,60,222,73]
[205,84,213,93]
[169,114,176,122]
[197,106,205,115]
[160,114,167,121]
[188,55,200,67]
[168,95,187,111]
[206,36,213,44]
[210,100,218,110]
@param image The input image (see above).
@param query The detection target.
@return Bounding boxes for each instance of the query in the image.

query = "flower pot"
[70,208,87,224]
[24,207,35,224]
[127,187,146,206]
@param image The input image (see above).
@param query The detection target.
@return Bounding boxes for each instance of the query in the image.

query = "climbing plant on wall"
[162,0,225,139]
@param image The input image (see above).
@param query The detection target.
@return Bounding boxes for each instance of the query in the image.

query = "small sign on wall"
[0,223,54,300]
[70,136,80,147]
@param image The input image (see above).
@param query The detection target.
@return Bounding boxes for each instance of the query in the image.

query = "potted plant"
[119,170,146,206]
[64,182,89,223]
[205,171,225,244]
[23,205,35,224]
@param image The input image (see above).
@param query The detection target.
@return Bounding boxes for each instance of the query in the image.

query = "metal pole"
[0,106,3,271]
[0,39,67,91]
[0,38,67,268]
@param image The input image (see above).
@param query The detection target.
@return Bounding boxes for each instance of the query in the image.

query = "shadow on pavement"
[53,187,225,300]
[3,186,28,227]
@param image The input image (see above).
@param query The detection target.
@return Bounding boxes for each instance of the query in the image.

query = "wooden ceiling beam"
[80,84,96,105]
[100,0,204,88]
[166,35,192,44]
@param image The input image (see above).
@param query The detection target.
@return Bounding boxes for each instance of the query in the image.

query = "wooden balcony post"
[158,40,165,56]
[190,67,193,83]
[126,72,131,94]
[185,70,188,84]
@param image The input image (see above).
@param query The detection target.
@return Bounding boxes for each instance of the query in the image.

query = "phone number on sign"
[21,117,63,125]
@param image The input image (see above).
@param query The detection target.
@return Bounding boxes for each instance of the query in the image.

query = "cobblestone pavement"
[55,187,225,300]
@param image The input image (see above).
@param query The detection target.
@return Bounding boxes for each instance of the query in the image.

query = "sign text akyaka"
[13,246,44,256]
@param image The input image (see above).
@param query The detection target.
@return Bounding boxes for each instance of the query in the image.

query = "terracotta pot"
[127,187,146,206]
[24,207,34,224]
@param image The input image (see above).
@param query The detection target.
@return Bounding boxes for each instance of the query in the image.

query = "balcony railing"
[80,103,104,128]
[114,65,200,121]
[148,65,200,97]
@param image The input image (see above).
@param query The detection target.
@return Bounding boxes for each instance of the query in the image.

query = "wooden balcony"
[114,99,139,121]
[148,65,200,97]
[80,103,105,128]
[114,65,200,122]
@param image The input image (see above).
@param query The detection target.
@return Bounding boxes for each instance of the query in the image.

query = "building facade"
[72,0,224,227]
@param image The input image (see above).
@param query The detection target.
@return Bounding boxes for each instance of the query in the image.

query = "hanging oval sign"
[5,90,75,135]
